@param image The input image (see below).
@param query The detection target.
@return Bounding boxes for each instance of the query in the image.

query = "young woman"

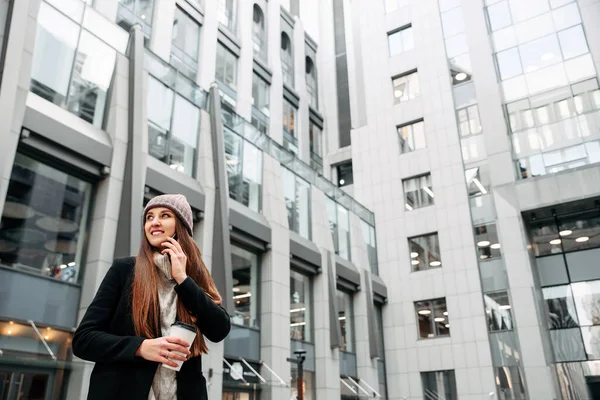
[73,194,230,400]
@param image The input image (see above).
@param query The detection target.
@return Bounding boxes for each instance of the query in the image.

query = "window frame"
[392,69,420,104]
[290,270,313,342]
[337,289,355,353]
[281,166,312,240]
[403,174,435,211]
[281,32,294,87]
[397,119,426,153]
[231,243,261,329]
[216,42,238,90]
[408,232,442,272]
[387,24,414,57]
[252,4,267,60]
[306,56,318,109]
[170,5,201,78]
[415,297,450,339]
[282,99,298,153]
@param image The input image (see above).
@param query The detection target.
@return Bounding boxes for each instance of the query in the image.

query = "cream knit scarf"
[148,253,178,400]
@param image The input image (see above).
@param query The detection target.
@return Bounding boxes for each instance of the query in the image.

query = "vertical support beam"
[207,84,234,314]
[0,0,37,216]
[114,25,146,258]
[328,252,342,348]
[364,271,380,359]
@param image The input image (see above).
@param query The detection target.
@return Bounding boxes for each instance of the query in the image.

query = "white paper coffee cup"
[162,322,197,371]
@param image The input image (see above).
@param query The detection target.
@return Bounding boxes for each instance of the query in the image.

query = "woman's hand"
[162,237,188,284]
[135,337,190,368]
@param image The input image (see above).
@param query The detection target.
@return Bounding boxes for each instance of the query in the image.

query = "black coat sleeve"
[174,277,231,343]
[72,258,145,363]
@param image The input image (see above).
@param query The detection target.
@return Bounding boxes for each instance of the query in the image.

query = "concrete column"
[235,0,253,120]
[259,155,292,400]
[0,0,39,216]
[293,20,311,167]
[148,0,176,61]
[267,0,284,144]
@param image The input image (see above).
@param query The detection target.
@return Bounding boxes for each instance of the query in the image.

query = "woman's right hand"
[135,337,191,368]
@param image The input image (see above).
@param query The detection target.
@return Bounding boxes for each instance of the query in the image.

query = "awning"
[223,358,288,387]
[340,376,382,398]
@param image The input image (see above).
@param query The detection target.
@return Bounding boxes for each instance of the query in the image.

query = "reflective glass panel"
[543,285,579,329]
[487,1,512,31]
[0,154,91,283]
[337,290,354,352]
[231,245,259,328]
[475,223,502,260]
[415,298,449,338]
[290,271,312,341]
[393,71,420,103]
[485,291,513,331]
[398,120,426,153]
[421,370,457,400]
[409,233,442,271]
[403,174,434,210]
[216,43,238,89]
[388,26,414,56]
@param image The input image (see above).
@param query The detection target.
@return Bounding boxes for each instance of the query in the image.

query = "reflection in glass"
[361,220,378,275]
[465,166,490,197]
[306,57,318,109]
[543,285,579,329]
[291,369,314,400]
[216,43,237,90]
[290,271,311,341]
[217,0,236,32]
[581,326,600,360]
[398,120,426,153]
[283,100,298,154]
[281,32,294,87]
[393,71,420,104]
[252,72,270,117]
[415,298,449,339]
[0,154,91,283]
[252,4,266,60]
[409,233,441,271]
[388,26,414,56]
[485,291,513,331]
[309,121,323,173]
[496,47,523,79]
[337,290,354,352]
[326,199,351,261]
[457,105,482,137]
[281,167,311,239]
[231,245,259,328]
[572,281,600,327]
[550,328,586,362]
[117,0,154,35]
[0,320,73,361]
[495,366,527,400]
[224,130,263,212]
[403,174,434,210]
[171,6,200,78]
[487,1,512,31]
[559,25,589,60]
[421,370,457,400]
[475,224,502,260]
[529,210,600,256]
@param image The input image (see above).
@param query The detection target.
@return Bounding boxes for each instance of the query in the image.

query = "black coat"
[72,257,230,400]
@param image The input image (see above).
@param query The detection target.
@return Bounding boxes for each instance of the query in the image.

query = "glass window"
[519,35,562,73]
[415,298,449,338]
[485,291,513,331]
[225,130,263,212]
[171,6,200,78]
[388,26,414,57]
[290,271,312,341]
[453,81,477,108]
[147,77,199,177]
[465,166,490,197]
[475,223,502,260]
[393,71,420,104]
[0,153,91,283]
[218,0,236,32]
[361,220,378,275]
[309,121,323,165]
[409,233,442,271]
[31,3,117,128]
[495,366,527,400]
[327,199,351,261]
[282,167,311,239]
[450,53,473,85]
[231,245,259,328]
[421,370,457,400]
[487,1,512,31]
[282,100,298,154]
[398,120,426,153]
[117,0,154,35]
[281,32,294,87]
[572,281,600,327]
[543,285,579,329]
[337,161,354,187]
[529,210,600,256]
[457,105,482,137]
[291,369,314,400]
[552,2,581,31]
[558,25,589,60]
[252,4,267,60]
[403,174,434,211]
[337,290,354,352]
[252,72,270,116]
[216,43,237,90]
[508,0,549,22]
[441,7,464,38]
[306,57,318,109]
[496,47,523,79]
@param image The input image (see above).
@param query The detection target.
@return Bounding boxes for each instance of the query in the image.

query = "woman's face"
[144,207,177,248]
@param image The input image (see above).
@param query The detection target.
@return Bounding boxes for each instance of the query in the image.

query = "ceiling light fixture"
[418,310,431,315]
[445,324,450,328]
[434,317,445,322]
[499,305,511,310]
[473,178,488,195]
[477,240,491,247]
[550,239,562,245]
[405,203,413,211]
[232,287,241,292]
[455,72,467,81]
[290,308,307,313]
[491,243,501,250]
[394,89,403,97]
[411,260,420,266]
[430,261,442,267]
[339,179,345,185]
[576,236,590,242]
[559,230,572,237]
[443,311,448,316]
[423,187,435,198]
[411,252,419,258]
[233,293,252,300]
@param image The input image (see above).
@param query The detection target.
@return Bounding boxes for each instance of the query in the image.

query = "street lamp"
[288,349,306,400]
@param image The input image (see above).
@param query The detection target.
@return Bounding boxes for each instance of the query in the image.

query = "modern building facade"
[0,1,599,400]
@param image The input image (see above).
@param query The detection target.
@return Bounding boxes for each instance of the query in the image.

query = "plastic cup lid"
[171,321,196,333]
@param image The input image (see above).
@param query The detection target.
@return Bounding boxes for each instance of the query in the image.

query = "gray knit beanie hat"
[143,194,193,235]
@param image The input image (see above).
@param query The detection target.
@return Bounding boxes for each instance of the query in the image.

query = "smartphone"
[166,233,177,261]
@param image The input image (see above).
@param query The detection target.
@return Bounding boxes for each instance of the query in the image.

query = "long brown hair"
[131,216,222,356]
